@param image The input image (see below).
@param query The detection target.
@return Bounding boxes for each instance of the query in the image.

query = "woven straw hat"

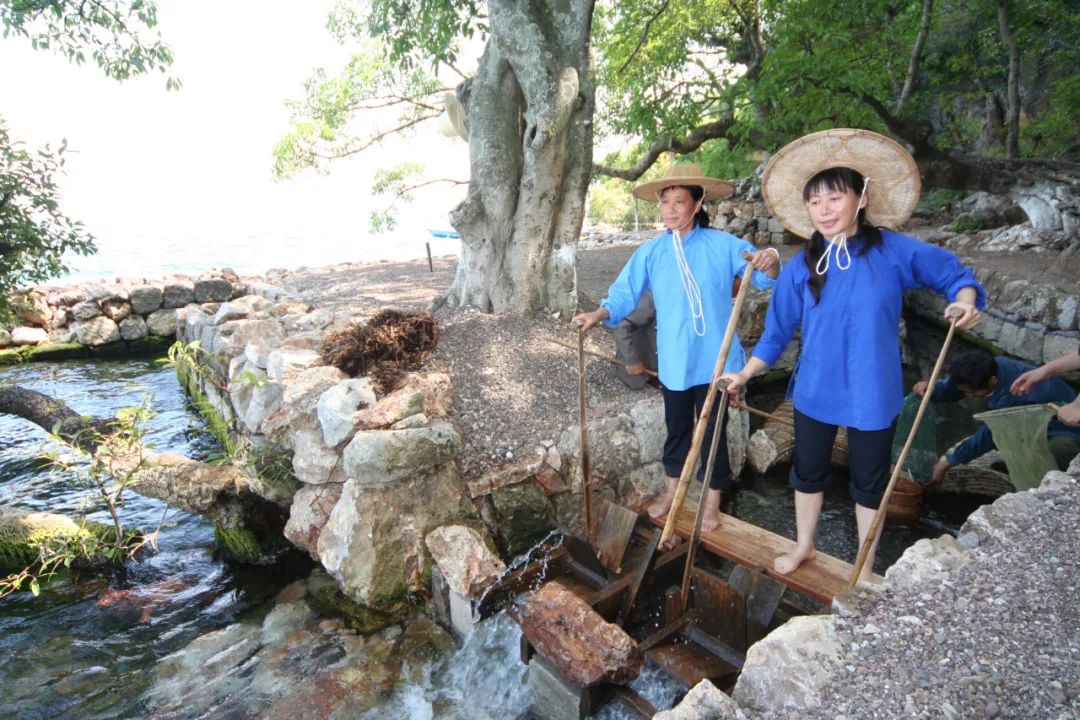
[761,128,921,239]
[632,163,735,202]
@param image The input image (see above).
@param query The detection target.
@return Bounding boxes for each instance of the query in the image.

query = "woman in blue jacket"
[722,129,985,582]
[574,164,779,532]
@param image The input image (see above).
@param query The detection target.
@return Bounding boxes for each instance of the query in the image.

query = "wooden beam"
[649,509,882,604]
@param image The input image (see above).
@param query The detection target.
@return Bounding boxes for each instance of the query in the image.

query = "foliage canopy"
[0,0,176,320]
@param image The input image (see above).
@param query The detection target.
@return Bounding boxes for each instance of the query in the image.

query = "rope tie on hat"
[672,229,707,336]
[815,178,870,276]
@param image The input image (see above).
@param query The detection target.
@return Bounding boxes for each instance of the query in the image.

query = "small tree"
[0,121,96,324]
[0,0,177,320]
[1,400,162,598]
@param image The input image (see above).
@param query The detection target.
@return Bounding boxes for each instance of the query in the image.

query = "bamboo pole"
[679,388,730,608]
[847,315,959,588]
[660,253,754,547]
[545,337,659,378]
[578,328,594,539]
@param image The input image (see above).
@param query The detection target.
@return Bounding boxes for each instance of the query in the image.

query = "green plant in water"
[0,397,168,598]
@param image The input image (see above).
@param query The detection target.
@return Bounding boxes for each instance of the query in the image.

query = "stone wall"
[173,284,483,611]
[0,270,253,358]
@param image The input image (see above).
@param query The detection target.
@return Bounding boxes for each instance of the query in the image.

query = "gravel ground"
[272,243,655,481]
[786,474,1080,720]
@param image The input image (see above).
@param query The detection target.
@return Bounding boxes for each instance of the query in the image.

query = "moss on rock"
[0,508,131,571]
[305,569,398,635]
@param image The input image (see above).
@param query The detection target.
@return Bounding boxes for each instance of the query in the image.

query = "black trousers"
[790,408,898,509]
[662,384,733,491]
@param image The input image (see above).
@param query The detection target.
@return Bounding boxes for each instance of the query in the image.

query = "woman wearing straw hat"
[574,164,780,531]
[721,129,985,582]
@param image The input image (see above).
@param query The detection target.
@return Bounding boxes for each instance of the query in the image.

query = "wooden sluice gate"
[477,496,876,720]
[649,506,883,604]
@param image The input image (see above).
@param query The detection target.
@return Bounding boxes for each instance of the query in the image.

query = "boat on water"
[427,228,461,239]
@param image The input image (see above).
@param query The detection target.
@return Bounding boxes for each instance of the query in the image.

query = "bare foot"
[648,494,674,519]
[700,508,721,532]
[773,546,815,575]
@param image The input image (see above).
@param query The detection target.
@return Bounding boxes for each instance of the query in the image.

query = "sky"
[0,0,470,273]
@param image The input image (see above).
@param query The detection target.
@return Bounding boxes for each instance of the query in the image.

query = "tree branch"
[896,0,933,115]
[313,111,441,160]
[615,0,672,76]
[0,383,269,528]
[592,117,738,180]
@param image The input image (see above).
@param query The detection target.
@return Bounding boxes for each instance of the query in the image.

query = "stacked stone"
[177,289,481,610]
[712,199,790,247]
[1,271,250,349]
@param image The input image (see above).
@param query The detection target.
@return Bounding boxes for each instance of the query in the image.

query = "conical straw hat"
[632,163,735,202]
[761,128,921,239]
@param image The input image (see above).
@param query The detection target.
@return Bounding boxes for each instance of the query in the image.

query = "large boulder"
[74,317,121,346]
[211,319,286,361]
[10,326,48,346]
[146,309,178,337]
[424,524,505,599]
[518,582,642,687]
[734,615,843,713]
[316,463,479,608]
[490,481,555,558]
[266,348,320,384]
[129,285,164,314]
[654,680,742,720]
[118,316,149,341]
[290,428,343,485]
[282,365,348,432]
[71,300,102,321]
[163,280,195,308]
[284,482,343,559]
[17,292,52,325]
[194,277,233,303]
[318,378,377,447]
[341,422,460,486]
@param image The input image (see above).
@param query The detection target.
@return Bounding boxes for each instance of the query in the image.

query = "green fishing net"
[892,392,939,483]
[973,404,1057,492]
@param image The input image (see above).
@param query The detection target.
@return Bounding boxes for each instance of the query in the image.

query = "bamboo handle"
[545,337,659,378]
[578,328,593,539]
[660,253,755,547]
[847,316,959,588]
[680,388,730,608]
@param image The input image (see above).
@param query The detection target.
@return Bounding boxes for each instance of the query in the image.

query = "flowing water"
[0,334,989,719]
[0,358,307,719]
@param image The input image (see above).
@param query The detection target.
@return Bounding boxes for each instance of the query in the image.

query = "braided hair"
[801,167,883,303]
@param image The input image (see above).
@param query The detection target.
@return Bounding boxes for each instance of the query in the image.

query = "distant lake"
[57,221,462,283]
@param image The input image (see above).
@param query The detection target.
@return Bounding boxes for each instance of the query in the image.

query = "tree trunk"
[996,0,1021,160]
[446,0,596,317]
[0,384,281,531]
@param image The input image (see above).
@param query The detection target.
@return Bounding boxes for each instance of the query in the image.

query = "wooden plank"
[618,528,661,624]
[692,568,746,652]
[649,509,882,604]
[593,500,639,574]
[728,566,787,646]
[685,626,745,670]
[564,534,609,582]
[475,546,569,619]
[608,687,657,720]
[646,642,739,688]
[638,611,698,653]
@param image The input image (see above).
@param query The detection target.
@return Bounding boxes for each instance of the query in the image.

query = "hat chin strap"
[814,178,870,276]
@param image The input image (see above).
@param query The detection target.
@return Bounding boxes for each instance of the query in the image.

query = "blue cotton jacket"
[752,230,986,431]
[931,356,1080,465]
[601,226,776,392]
